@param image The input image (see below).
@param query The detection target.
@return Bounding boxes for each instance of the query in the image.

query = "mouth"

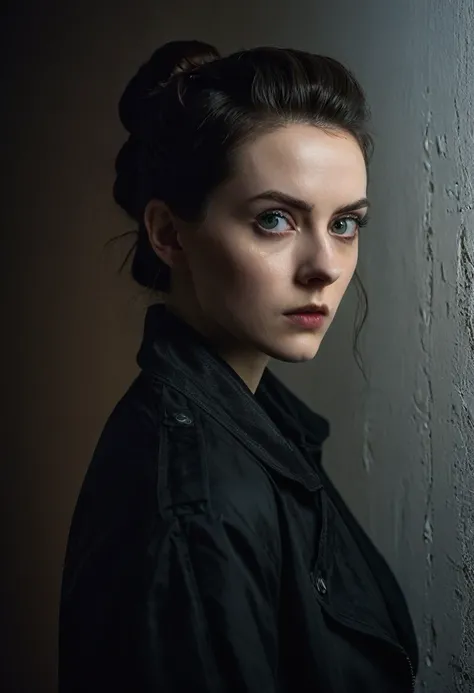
[283,306,329,330]
[284,304,329,316]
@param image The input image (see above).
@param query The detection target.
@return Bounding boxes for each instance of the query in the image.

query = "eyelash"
[255,209,370,238]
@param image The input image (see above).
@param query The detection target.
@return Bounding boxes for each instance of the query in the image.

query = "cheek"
[325,245,358,312]
[350,247,359,283]
[346,253,358,286]
[222,251,285,303]
[193,235,275,294]
[341,238,358,277]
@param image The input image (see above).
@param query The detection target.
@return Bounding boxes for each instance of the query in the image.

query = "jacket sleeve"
[134,510,281,693]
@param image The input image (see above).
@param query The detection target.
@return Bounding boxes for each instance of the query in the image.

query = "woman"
[59,40,418,692]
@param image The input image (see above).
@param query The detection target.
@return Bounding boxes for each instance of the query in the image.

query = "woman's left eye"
[331,216,362,238]
[255,211,293,235]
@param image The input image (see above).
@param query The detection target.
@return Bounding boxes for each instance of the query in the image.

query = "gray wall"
[2,0,473,691]
[271,1,474,690]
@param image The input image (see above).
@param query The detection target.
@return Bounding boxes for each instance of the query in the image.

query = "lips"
[285,311,327,329]
[285,304,329,316]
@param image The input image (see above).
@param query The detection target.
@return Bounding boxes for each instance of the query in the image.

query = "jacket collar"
[137,303,329,492]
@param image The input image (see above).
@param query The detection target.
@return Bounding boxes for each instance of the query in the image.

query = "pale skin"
[144,123,368,394]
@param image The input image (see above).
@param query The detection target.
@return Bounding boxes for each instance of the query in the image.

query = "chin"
[263,338,323,363]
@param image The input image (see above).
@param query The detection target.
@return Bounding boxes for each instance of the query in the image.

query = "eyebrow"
[248,190,370,215]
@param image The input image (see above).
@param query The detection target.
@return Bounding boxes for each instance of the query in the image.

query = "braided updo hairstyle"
[112,40,373,374]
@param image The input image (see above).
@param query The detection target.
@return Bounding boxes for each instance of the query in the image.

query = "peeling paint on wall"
[450,1,474,685]
[416,99,437,679]
[452,120,474,691]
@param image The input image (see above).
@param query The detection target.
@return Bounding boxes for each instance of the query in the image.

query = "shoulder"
[83,373,280,553]
[83,373,163,490]
[69,374,164,538]
[153,379,281,561]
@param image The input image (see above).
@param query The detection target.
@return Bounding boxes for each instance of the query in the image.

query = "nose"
[295,231,342,287]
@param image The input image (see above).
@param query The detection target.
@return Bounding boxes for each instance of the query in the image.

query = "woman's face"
[166,123,368,367]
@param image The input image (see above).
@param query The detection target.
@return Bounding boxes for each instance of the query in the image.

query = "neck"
[164,298,269,394]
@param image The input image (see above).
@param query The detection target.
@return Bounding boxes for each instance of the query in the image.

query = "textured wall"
[272,1,474,689]
[2,0,472,691]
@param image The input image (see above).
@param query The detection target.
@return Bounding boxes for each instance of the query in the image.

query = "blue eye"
[256,211,293,235]
[331,215,366,238]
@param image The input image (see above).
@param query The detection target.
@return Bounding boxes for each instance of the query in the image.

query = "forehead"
[226,123,367,209]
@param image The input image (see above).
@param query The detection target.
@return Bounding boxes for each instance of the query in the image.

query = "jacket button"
[316,576,327,596]
[174,413,193,425]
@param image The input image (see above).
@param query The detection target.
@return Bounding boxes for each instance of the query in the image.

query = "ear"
[143,199,184,269]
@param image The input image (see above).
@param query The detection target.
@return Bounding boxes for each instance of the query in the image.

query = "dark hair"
[111,40,372,379]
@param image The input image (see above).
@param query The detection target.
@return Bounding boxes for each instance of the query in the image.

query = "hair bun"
[118,40,220,137]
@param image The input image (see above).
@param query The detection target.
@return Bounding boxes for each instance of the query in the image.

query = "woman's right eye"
[255,210,294,235]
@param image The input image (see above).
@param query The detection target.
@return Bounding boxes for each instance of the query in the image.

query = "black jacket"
[59,303,418,692]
